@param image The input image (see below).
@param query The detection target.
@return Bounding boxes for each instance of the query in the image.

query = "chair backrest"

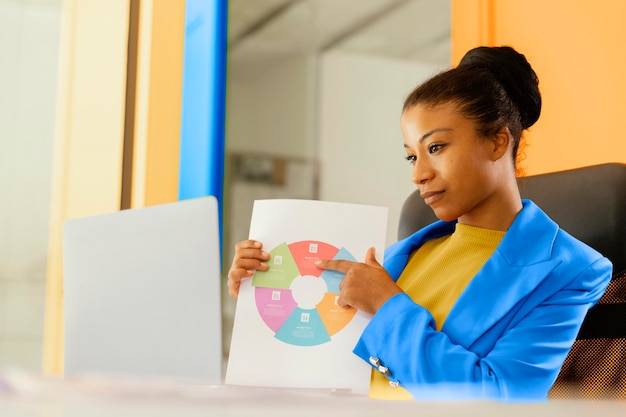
[397,163,626,273]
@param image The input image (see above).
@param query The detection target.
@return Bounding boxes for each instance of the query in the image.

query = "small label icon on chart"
[300,313,310,323]
[273,255,283,265]
[272,291,281,301]
[309,243,318,253]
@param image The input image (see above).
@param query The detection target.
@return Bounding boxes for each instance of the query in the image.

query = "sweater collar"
[384,200,559,278]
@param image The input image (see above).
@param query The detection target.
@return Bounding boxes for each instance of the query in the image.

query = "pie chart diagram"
[251,240,357,346]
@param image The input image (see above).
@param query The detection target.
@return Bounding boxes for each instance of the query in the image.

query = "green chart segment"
[252,240,357,347]
[251,242,299,289]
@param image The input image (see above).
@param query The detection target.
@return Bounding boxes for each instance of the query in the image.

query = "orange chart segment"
[317,293,357,336]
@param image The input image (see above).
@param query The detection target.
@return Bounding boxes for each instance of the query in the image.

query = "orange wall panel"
[452,0,626,175]
[132,0,185,208]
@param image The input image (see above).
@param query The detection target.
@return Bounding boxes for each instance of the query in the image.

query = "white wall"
[0,0,61,371]
[227,54,317,159]
[318,51,443,247]
[225,53,319,258]
[226,50,445,250]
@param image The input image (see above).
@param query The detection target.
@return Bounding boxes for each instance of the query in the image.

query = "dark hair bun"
[459,46,541,129]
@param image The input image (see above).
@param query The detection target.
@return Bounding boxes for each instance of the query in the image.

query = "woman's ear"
[491,126,513,161]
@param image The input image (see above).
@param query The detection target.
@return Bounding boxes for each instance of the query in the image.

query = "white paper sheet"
[225,199,388,395]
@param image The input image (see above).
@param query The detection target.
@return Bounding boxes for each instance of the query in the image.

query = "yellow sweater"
[369,223,505,400]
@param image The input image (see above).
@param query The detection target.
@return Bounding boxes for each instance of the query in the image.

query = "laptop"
[63,196,222,383]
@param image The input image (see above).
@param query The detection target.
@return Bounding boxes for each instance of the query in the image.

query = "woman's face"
[401,102,512,227]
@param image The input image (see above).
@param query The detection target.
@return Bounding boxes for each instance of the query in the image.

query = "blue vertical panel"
[180,0,227,246]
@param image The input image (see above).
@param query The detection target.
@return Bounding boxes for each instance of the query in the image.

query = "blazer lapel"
[442,200,562,345]
[442,254,561,346]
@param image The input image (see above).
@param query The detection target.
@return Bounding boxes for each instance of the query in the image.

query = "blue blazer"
[353,200,612,401]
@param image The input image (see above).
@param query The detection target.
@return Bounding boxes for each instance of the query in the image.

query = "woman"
[227,46,612,401]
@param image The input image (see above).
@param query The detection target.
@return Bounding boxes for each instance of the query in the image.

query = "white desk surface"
[1,372,624,417]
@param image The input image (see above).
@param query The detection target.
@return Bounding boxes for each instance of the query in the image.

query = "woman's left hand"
[315,247,403,315]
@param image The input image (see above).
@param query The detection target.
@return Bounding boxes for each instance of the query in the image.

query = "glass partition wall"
[223,0,450,353]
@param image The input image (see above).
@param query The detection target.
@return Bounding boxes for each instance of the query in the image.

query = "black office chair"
[396,163,626,400]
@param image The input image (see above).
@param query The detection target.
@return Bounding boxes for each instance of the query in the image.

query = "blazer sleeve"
[352,255,612,401]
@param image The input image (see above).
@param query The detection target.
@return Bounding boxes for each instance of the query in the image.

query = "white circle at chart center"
[290,275,328,309]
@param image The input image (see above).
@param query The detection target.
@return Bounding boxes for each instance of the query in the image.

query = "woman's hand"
[315,247,403,315]
[227,240,270,298]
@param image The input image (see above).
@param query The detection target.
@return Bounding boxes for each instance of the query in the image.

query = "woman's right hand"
[227,240,270,298]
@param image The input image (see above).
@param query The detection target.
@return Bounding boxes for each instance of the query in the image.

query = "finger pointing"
[315,259,355,272]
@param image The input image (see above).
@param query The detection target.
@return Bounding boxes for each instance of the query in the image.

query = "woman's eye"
[405,155,416,165]
[428,143,444,154]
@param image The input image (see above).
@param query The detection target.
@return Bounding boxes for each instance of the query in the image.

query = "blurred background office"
[1,0,625,378]
[0,0,449,375]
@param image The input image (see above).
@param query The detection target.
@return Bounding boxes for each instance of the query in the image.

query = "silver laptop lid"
[63,196,222,383]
